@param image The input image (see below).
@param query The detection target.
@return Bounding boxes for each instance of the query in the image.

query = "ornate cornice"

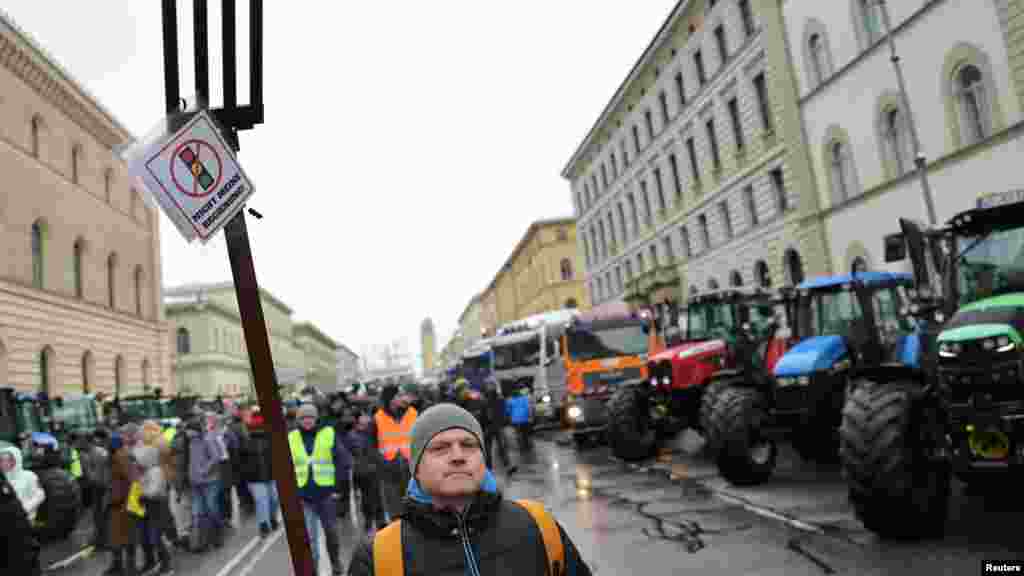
[0,13,134,150]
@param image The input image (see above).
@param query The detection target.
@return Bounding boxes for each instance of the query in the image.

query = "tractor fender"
[773,336,848,378]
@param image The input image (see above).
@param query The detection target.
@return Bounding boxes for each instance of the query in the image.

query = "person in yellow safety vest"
[365,384,418,530]
[288,403,352,576]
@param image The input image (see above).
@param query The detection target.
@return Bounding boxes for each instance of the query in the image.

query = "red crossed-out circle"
[170,139,224,198]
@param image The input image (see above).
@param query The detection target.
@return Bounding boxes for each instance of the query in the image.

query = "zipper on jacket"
[455,509,482,576]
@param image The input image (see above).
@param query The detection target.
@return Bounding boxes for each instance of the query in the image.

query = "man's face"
[390,395,406,412]
[416,428,485,500]
[0,454,14,473]
[299,415,317,431]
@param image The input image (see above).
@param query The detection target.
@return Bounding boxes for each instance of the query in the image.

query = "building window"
[686,137,700,183]
[680,226,692,258]
[104,168,114,203]
[706,118,721,171]
[831,140,853,202]
[177,327,191,355]
[649,244,659,268]
[955,64,988,145]
[607,212,617,248]
[727,97,744,153]
[852,256,869,274]
[659,91,670,128]
[115,355,125,397]
[770,168,788,213]
[654,168,667,213]
[591,174,601,197]
[753,72,773,133]
[622,139,630,166]
[689,285,699,297]
[714,25,728,66]
[616,266,623,291]
[739,0,755,38]
[628,193,639,233]
[617,203,627,242]
[107,252,118,308]
[610,152,619,179]
[601,163,609,188]
[698,213,710,250]
[754,260,771,288]
[662,236,675,262]
[784,248,805,285]
[669,153,683,200]
[558,258,572,282]
[625,260,633,280]
[637,253,646,274]
[583,234,593,267]
[134,265,145,317]
[583,182,591,210]
[883,106,911,176]
[730,270,743,287]
[31,115,44,158]
[645,109,655,141]
[694,50,706,85]
[72,145,81,184]
[598,221,608,260]
[81,351,94,393]
[632,124,641,154]
[675,71,686,108]
[557,228,569,242]
[39,347,55,394]
[73,238,85,298]
[708,278,720,291]
[744,185,758,226]
[719,200,733,239]
[808,33,828,86]
[31,219,45,289]
[640,181,653,226]
[859,0,881,46]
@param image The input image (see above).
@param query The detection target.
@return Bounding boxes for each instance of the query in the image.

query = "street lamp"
[875,0,937,226]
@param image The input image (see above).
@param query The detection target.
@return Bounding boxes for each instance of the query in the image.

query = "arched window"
[689,285,699,297]
[882,105,911,177]
[784,249,805,286]
[73,238,85,299]
[104,168,114,203]
[556,228,569,242]
[30,115,43,158]
[0,339,7,390]
[858,0,881,46]
[831,140,850,202]
[38,346,54,395]
[177,328,191,355]
[565,298,578,309]
[71,145,82,184]
[134,265,145,317]
[754,260,772,288]
[851,256,869,274]
[560,258,574,281]
[114,355,125,397]
[31,219,45,289]
[809,33,826,85]
[82,351,95,393]
[955,64,988,145]
[142,359,151,392]
[708,278,719,291]
[730,270,743,287]
[107,252,118,308]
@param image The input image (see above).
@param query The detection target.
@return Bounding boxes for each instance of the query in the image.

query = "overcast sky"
[3,1,676,368]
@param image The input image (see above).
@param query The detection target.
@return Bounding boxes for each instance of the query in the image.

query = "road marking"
[713,492,824,534]
[213,534,264,576]
[236,530,285,576]
[47,545,95,570]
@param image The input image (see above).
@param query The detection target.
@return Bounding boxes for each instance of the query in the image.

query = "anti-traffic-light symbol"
[178,145,215,191]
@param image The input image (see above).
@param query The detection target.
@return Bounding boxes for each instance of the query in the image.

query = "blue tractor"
[701,271,916,485]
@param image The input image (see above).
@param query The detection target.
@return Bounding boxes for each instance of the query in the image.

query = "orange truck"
[561,300,665,448]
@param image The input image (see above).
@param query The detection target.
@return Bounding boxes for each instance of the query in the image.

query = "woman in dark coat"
[107,424,141,575]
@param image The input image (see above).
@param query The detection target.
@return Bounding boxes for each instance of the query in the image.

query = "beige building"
[293,321,339,392]
[165,282,305,397]
[0,13,170,397]
[478,218,589,333]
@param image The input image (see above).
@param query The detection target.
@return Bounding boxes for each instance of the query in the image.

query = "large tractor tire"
[839,379,950,539]
[606,384,658,462]
[711,387,777,486]
[699,376,741,455]
[34,467,83,543]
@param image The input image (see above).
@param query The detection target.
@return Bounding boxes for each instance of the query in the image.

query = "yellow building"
[293,322,340,392]
[479,218,589,333]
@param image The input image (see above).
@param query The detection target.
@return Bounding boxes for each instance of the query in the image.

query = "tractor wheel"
[699,377,742,455]
[606,384,658,462]
[839,379,950,539]
[712,387,777,486]
[34,467,83,544]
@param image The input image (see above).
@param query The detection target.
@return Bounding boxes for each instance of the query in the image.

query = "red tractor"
[606,287,796,461]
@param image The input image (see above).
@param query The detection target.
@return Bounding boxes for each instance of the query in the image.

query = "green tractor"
[839,195,1024,538]
[0,389,84,543]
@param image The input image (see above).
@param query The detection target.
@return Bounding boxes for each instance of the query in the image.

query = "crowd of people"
[1,378,580,576]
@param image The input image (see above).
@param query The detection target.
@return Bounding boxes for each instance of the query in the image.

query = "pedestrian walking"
[239,406,279,537]
[0,463,42,576]
[105,423,141,576]
[366,385,418,527]
[80,429,113,549]
[188,412,227,552]
[170,415,196,550]
[481,380,515,473]
[347,403,593,576]
[0,443,45,523]
[135,422,174,575]
[507,387,534,452]
[289,403,351,576]
[346,410,379,538]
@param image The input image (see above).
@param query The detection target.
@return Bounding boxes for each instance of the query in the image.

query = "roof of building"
[560,1,688,179]
[336,342,359,359]
[293,321,339,350]
[483,216,576,295]
[163,281,294,315]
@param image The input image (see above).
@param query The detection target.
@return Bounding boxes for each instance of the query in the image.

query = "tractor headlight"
[797,376,810,386]
[567,405,584,421]
[934,310,945,323]
[541,394,551,403]
[662,376,671,385]
[997,335,1015,352]
[983,338,996,351]
[938,342,962,357]
[650,377,659,387]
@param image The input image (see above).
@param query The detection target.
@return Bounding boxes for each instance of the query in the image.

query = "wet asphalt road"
[49,429,1024,576]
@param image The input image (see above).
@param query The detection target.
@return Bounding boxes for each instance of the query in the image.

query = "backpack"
[372,499,565,576]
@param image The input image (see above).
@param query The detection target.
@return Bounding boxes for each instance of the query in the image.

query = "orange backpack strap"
[372,520,403,576]
[515,499,565,576]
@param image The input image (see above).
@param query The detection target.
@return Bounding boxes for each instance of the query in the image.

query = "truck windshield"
[808,289,862,335]
[686,301,735,340]
[566,324,648,361]
[957,227,1024,305]
[493,336,541,369]
[51,398,98,433]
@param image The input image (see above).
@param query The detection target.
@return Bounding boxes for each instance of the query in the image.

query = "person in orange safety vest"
[365,384,418,530]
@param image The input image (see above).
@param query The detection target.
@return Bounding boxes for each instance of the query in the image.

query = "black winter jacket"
[347,480,592,576]
[0,472,41,575]
[239,428,273,483]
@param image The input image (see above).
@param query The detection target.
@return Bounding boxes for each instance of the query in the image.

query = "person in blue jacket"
[506,387,533,451]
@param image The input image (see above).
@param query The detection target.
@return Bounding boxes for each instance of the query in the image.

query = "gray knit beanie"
[409,403,485,477]
[296,403,318,420]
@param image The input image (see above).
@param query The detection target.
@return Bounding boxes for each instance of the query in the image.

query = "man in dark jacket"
[347,404,592,576]
[290,403,352,576]
[481,380,515,473]
[345,409,378,538]
[365,385,418,527]
[0,445,41,576]
[239,407,278,536]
